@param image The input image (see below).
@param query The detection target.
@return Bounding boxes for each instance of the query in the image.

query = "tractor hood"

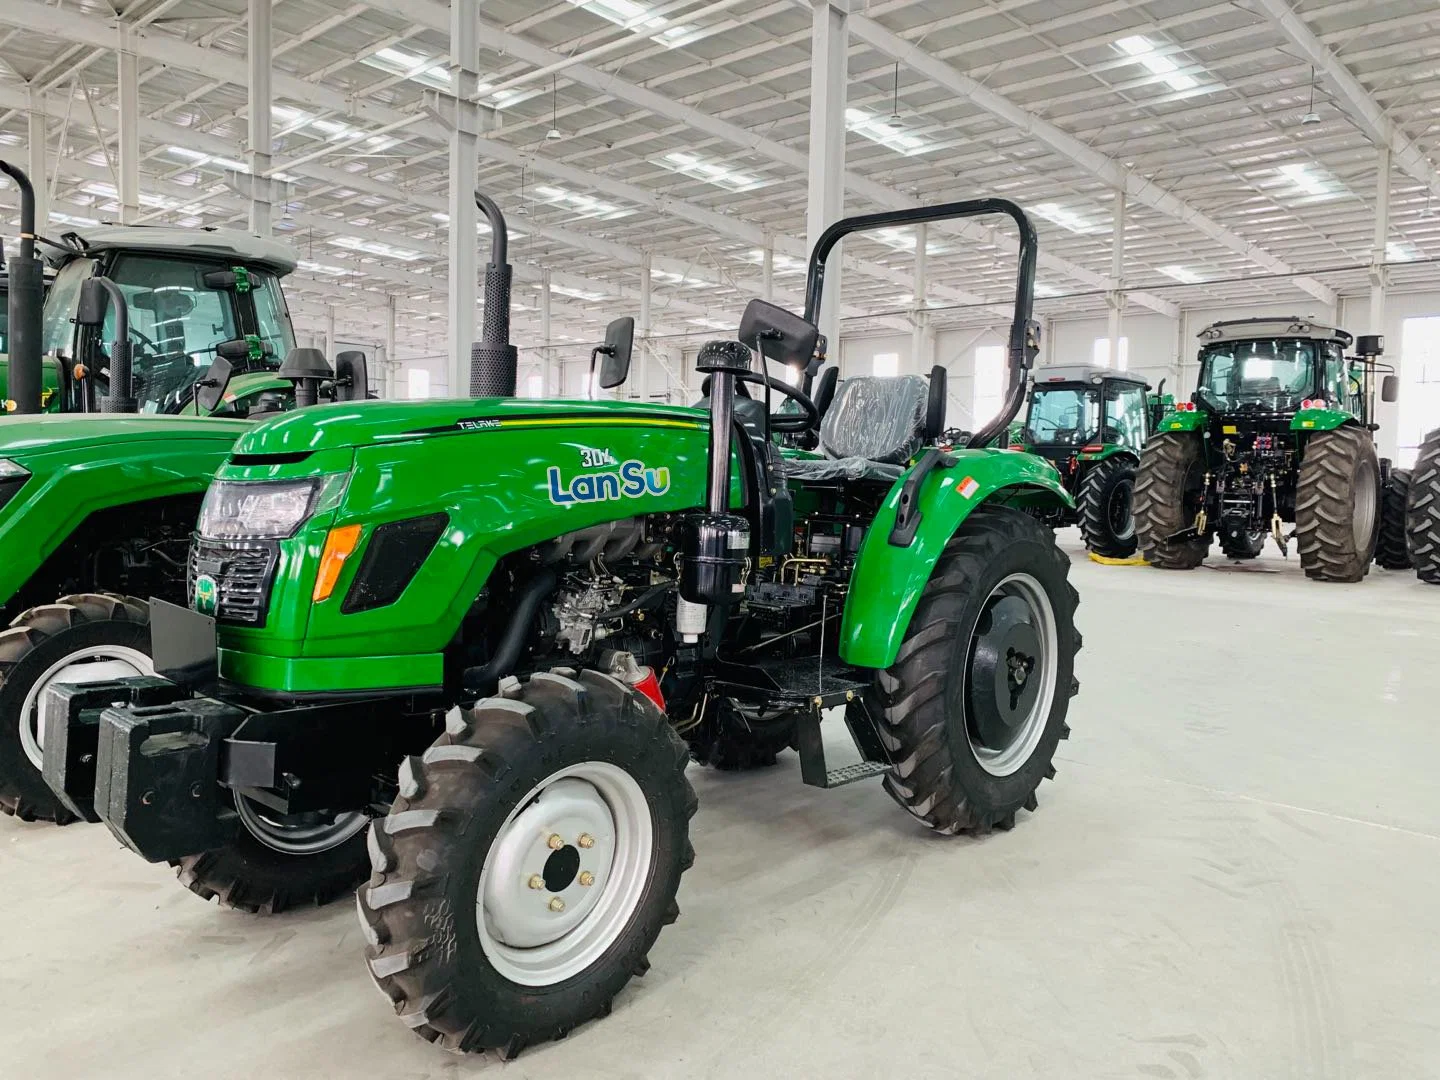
[232,397,711,457]
[0,413,251,460]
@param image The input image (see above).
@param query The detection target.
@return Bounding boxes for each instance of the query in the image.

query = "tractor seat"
[784,373,933,483]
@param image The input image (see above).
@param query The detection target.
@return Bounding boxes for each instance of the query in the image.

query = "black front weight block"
[41,677,189,822]
[94,696,248,863]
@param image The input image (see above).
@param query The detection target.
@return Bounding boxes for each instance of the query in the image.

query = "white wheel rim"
[233,795,370,855]
[19,644,153,770]
[478,761,653,987]
[964,573,1060,777]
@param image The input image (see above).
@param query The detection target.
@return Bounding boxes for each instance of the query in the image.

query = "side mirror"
[738,299,819,370]
[215,337,273,362]
[333,350,369,402]
[193,357,234,414]
[596,317,634,390]
[203,269,241,290]
[1381,374,1400,403]
[77,278,108,327]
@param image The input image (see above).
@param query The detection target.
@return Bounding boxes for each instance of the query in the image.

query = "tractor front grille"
[188,539,280,626]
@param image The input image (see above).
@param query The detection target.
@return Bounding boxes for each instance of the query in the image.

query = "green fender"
[839,448,1071,669]
[1157,407,1209,433]
[1290,406,1352,432]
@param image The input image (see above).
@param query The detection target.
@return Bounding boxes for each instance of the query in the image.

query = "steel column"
[1106,189,1125,367]
[385,294,398,398]
[806,1,851,353]
[540,270,552,395]
[25,88,46,233]
[912,223,929,372]
[447,0,481,398]
[762,243,774,302]
[117,30,139,224]
[248,0,273,236]
[1371,145,1391,335]
[638,255,651,402]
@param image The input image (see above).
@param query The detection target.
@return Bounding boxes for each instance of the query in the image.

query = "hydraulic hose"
[461,568,557,695]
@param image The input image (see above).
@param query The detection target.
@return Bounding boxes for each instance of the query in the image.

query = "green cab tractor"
[0,160,368,831]
[1010,365,1167,558]
[42,196,1081,1056]
[1134,316,1401,580]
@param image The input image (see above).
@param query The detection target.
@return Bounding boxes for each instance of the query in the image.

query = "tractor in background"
[1135,317,1402,580]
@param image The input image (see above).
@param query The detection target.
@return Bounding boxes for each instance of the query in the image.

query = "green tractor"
[1134,317,1401,580]
[0,160,368,830]
[1010,366,1168,557]
[42,196,1080,1055]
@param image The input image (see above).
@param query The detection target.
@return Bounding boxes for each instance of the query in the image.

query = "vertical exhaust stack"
[0,161,44,415]
[469,191,518,399]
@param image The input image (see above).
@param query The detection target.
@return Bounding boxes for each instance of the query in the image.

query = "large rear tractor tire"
[1376,467,1413,571]
[172,796,372,915]
[1134,432,1210,569]
[1077,456,1138,558]
[358,669,696,1058]
[1407,430,1440,583]
[1295,425,1380,582]
[0,593,153,825]
[872,505,1079,835]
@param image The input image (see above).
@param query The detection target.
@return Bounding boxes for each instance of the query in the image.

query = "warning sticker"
[958,475,980,499]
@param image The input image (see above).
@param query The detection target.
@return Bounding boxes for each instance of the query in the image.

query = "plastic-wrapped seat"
[785,374,930,483]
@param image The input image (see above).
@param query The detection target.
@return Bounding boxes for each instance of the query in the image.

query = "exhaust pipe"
[469,191,517,398]
[0,161,44,415]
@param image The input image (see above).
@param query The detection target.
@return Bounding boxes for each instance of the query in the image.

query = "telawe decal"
[548,459,671,505]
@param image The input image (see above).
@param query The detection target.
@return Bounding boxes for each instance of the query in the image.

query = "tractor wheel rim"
[478,762,652,987]
[234,795,370,855]
[1109,478,1135,541]
[19,645,154,770]
[1354,465,1378,548]
[965,573,1059,777]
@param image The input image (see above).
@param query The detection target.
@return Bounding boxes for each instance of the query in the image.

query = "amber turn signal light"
[313,524,363,602]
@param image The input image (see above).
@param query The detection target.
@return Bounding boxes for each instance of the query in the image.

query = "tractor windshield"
[1025,385,1099,446]
[1195,339,1320,414]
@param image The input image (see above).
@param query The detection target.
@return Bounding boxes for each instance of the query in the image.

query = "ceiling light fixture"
[888,62,904,127]
[1301,66,1321,126]
[546,77,563,141]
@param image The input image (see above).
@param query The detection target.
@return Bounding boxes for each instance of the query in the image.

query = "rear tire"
[1077,456,1138,558]
[873,506,1079,835]
[684,700,793,771]
[1295,425,1380,582]
[0,593,152,825]
[1377,467,1413,570]
[358,669,696,1057]
[1407,429,1440,583]
[1134,432,1210,569]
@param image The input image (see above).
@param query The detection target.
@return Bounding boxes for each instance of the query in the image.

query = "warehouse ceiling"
[0,0,1438,357]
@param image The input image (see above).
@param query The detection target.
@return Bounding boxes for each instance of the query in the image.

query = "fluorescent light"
[655,151,765,192]
[845,108,934,157]
[1031,202,1099,234]
[1115,35,1201,93]
[1159,265,1202,284]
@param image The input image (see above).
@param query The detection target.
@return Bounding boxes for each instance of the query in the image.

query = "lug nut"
[547,833,564,850]
[577,833,595,849]
[578,871,595,887]
[528,874,544,890]
[549,897,566,912]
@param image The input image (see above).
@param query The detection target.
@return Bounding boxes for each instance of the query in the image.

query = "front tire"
[1377,467,1413,570]
[1077,456,1139,558]
[358,669,696,1057]
[1134,432,1210,569]
[1407,430,1440,583]
[0,593,153,824]
[1295,425,1380,582]
[873,506,1079,835]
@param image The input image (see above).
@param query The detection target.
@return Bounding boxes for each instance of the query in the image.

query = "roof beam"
[845,10,1335,308]
[1251,0,1440,199]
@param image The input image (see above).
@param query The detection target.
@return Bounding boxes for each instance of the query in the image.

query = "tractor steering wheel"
[701,370,818,433]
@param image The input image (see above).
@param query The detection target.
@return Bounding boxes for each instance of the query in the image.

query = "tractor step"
[794,696,891,790]
[812,760,890,788]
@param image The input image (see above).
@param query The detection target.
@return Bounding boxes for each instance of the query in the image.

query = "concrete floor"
[3,531,1439,1079]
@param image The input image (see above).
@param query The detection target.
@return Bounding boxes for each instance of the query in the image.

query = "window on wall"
[407,368,431,399]
[1093,336,1130,370]
[974,345,1006,426]
[525,373,544,398]
[873,352,900,377]
[1398,316,1440,466]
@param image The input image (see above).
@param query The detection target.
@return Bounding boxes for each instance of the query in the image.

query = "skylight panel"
[845,108,935,157]
[532,184,634,220]
[1030,203,1100,234]
[656,151,764,191]
[1159,265,1202,284]
[327,236,424,262]
[1114,35,1201,93]
[361,46,454,92]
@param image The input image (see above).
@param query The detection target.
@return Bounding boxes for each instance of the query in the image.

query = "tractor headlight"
[198,474,348,540]
[0,458,30,480]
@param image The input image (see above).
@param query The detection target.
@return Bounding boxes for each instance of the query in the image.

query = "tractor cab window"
[40,257,99,357]
[1320,343,1347,408]
[208,384,295,419]
[1196,339,1317,413]
[1026,385,1099,446]
[98,254,295,413]
[1104,382,1149,451]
